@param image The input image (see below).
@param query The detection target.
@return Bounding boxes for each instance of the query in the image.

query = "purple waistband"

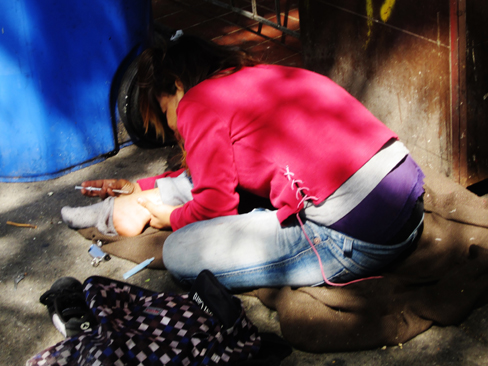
[329,155,425,244]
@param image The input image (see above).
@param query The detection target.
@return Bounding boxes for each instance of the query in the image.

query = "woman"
[62,31,424,290]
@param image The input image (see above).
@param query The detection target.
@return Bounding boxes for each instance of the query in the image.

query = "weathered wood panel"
[299,0,457,180]
[465,0,488,185]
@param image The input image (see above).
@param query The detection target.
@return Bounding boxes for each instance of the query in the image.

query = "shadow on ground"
[1,144,488,365]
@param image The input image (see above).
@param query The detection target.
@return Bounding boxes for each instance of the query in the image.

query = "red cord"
[296,213,382,287]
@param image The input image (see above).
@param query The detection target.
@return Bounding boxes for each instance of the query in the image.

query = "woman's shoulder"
[182,64,334,113]
[193,64,319,90]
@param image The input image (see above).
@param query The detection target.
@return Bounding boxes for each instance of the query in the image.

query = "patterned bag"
[27,274,261,365]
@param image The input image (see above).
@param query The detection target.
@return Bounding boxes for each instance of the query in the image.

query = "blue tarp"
[0,0,152,181]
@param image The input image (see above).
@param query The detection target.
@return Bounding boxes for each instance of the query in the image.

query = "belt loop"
[343,237,353,257]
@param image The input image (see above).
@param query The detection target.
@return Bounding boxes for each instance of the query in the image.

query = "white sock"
[61,197,117,236]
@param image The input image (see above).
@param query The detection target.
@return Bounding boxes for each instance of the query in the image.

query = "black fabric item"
[235,333,293,366]
[28,274,262,366]
[189,270,242,329]
[39,277,98,338]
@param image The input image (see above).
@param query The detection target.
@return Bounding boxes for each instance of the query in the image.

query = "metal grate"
[203,0,300,38]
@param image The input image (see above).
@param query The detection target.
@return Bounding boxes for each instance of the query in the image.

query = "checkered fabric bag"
[27,275,261,366]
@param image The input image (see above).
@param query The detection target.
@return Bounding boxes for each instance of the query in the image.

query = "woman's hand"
[137,198,178,230]
[80,179,141,199]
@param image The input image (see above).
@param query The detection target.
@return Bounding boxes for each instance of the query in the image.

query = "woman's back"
[174,64,397,225]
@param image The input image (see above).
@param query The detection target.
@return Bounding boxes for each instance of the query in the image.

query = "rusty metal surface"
[299,0,453,178]
[204,0,300,37]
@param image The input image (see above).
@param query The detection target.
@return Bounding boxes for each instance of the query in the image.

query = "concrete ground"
[2,144,488,365]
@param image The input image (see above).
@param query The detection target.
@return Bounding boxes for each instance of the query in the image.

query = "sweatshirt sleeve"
[137,168,186,191]
[169,100,240,231]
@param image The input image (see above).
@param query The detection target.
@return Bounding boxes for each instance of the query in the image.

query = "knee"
[163,230,199,281]
[162,233,183,277]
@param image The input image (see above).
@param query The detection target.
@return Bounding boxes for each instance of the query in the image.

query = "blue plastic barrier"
[0,0,152,182]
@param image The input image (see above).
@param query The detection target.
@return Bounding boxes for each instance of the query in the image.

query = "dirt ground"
[2,144,488,366]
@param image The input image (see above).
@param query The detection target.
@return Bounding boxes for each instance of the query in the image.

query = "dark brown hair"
[137,33,258,140]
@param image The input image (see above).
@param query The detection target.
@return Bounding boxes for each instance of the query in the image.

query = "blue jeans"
[163,208,422,291]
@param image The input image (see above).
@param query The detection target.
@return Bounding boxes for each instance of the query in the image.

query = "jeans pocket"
[325,267,353,283]
[320,236,387,279]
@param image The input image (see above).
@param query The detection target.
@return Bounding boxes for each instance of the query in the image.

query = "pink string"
[284,166,318,206]
[284,166,383,287]
[296,213,382,287]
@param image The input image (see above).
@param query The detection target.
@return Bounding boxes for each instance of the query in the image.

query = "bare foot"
[113,189,161,236]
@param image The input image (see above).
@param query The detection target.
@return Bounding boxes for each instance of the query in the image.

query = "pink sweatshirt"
[144,65,397,231]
